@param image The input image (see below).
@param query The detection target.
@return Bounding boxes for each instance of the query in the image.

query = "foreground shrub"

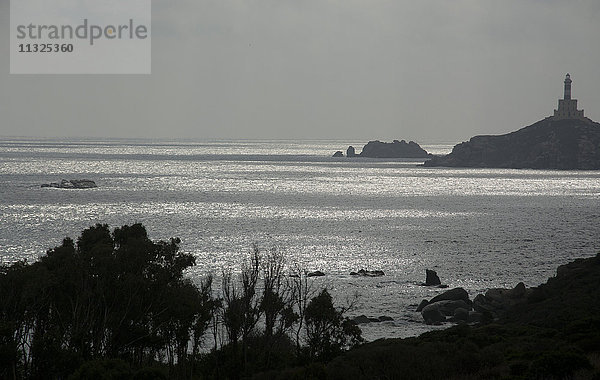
[304,289,363,361]
[528,351,592,379]
[0,224,362,379]
[0,224,215,379]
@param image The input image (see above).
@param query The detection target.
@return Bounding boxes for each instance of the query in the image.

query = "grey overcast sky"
[1,0,599,142]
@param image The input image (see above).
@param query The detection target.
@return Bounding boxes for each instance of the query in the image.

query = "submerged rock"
[351,315,394,324]
[351,315,371,324]
[350,269,385,277]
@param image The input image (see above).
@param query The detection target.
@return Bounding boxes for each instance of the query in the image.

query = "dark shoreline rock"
[472,282,529,318]
[419,283,531,324]
[419,287,475,325]
[429,287,470,305]
[351,315,394,324]
[416,300,429,312]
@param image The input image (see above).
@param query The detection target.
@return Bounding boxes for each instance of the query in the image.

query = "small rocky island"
[41,179,98,189]
[426,74,600,170]
[333,140,431,158]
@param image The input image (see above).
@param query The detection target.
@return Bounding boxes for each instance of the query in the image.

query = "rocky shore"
[264,253,600,379]
[418,282,529,325]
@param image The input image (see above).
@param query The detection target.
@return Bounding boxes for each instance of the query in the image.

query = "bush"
[0,224,214,379]
[68,359,132,380]
[1,224,365,379]
[528,351,592,379]
[304,289,363,361]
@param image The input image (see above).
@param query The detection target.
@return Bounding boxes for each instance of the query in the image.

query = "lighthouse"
[563,73,572,100]
[554,73,584,119]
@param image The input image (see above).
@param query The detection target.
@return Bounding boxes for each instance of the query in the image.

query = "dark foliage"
[304,289,363,361]
[0,224,362,379]
[0,224,215,380]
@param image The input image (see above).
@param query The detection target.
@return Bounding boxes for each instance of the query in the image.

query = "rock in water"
[424,117,600,170]
[346,146,356,157]
[359,140,431,158]
[332,151,344,157]
[42,179,97,189]
[424,269,441,286]
[351,315,371,324]
[307,270,325,277]
[351,315,394,324]
[429,287,470,305]
[350,269,385,277]
[70,179,97,188]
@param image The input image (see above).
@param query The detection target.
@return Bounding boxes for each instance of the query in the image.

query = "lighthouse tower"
[554,73,584,119]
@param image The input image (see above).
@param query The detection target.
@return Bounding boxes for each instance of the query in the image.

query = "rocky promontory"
[425,117,600,169]
[333,140,431,158]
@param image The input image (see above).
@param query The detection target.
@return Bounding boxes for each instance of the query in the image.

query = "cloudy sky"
[1,0,599,142]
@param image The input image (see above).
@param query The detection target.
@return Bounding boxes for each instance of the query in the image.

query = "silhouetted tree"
[0,224,215,379]
[0,225,363,379]
[304,289,363,361]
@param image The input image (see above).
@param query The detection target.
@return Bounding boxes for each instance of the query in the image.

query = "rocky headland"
[425,117,600,169]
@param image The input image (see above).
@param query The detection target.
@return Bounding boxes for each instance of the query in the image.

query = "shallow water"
[1,138,599,340]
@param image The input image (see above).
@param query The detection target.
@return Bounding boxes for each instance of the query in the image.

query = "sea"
[1,138,599,341]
